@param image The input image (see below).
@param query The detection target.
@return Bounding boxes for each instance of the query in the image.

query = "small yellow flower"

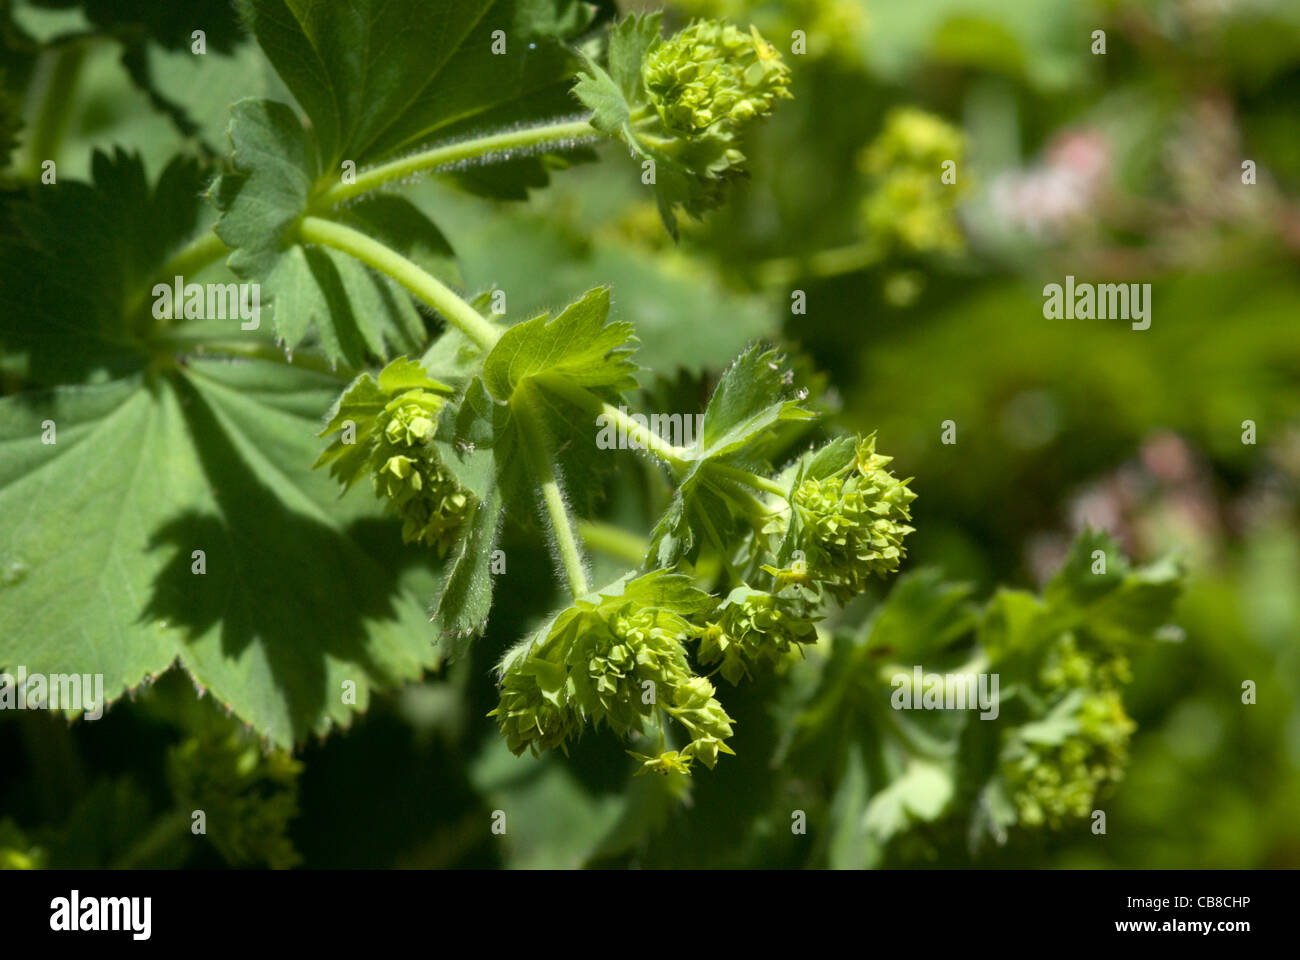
[629,749,694,776]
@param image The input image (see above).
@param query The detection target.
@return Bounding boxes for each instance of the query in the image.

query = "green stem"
[315,118,599,208]
[755,240,883,287]
[130,229,230,331]
[21,40,87,179]
[156,229,229,282]
[704,461,789,500]
[299,216,502,351]
[112,809,191,869]
[578,520,649,567]
[693,499,742,584]
[514,382,589,598]
[535,374,690,472]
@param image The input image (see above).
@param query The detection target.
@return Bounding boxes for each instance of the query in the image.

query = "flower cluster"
[859,107,967,255]
[315,357,473,555]
[643,20,791,137]
[999,635,1136,828]
[368,390,471,552]
[575,15,792,232]
[642,19,790,218]
[168,724,303,869]
[790,434,917,603]
[490,573,735,773]
[698,586,819,684]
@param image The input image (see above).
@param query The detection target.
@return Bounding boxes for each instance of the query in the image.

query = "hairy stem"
[315,117,599,207]
[299,216,502,351]
[535,374,690,472]
[515,382,590,598]
[578,520,649,567]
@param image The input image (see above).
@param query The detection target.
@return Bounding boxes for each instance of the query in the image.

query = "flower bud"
[699,588,819,684]
[643,21,791,140]
[369,390,472,553]
[490,573,736,771]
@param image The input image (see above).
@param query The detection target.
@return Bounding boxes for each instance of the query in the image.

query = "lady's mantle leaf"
[647,345,814,566]
[213,99,442,367]
[237,0,590,167]
[0,362,443,747]
[0,148,207,385]
[481,286,639,401]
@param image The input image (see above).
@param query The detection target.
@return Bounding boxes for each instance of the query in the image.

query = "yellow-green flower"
[859,107,968,255]
[791,433,917,602]
[629,749,694,776]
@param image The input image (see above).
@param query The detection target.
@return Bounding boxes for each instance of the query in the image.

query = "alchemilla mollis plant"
[0,0,1188,868]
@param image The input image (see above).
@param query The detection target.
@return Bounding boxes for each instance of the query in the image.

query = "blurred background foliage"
[1,0,1297,868]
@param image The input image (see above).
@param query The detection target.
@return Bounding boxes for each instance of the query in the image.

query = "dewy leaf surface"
[0,360,442,747]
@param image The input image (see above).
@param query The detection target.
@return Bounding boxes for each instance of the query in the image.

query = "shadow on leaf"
[141,374,434,742]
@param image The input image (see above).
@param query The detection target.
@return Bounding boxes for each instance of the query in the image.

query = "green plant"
[0,0,1193,869]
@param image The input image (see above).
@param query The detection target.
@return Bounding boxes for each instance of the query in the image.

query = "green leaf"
[981,528,1186,658]
[482,286,638,401]
[1042,528,1185,644]
[0,148,208,385]
[237,0,586,167]
[647,345,814,567]
[862,759,955,844]
[412,180,778,374]
[691,345,816,461]
[429,483,504,659]
[861,568,977,663]
[428,389,509,659]
[572,13,660,134]
[0,361,443,747]
[214,99,445,366]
